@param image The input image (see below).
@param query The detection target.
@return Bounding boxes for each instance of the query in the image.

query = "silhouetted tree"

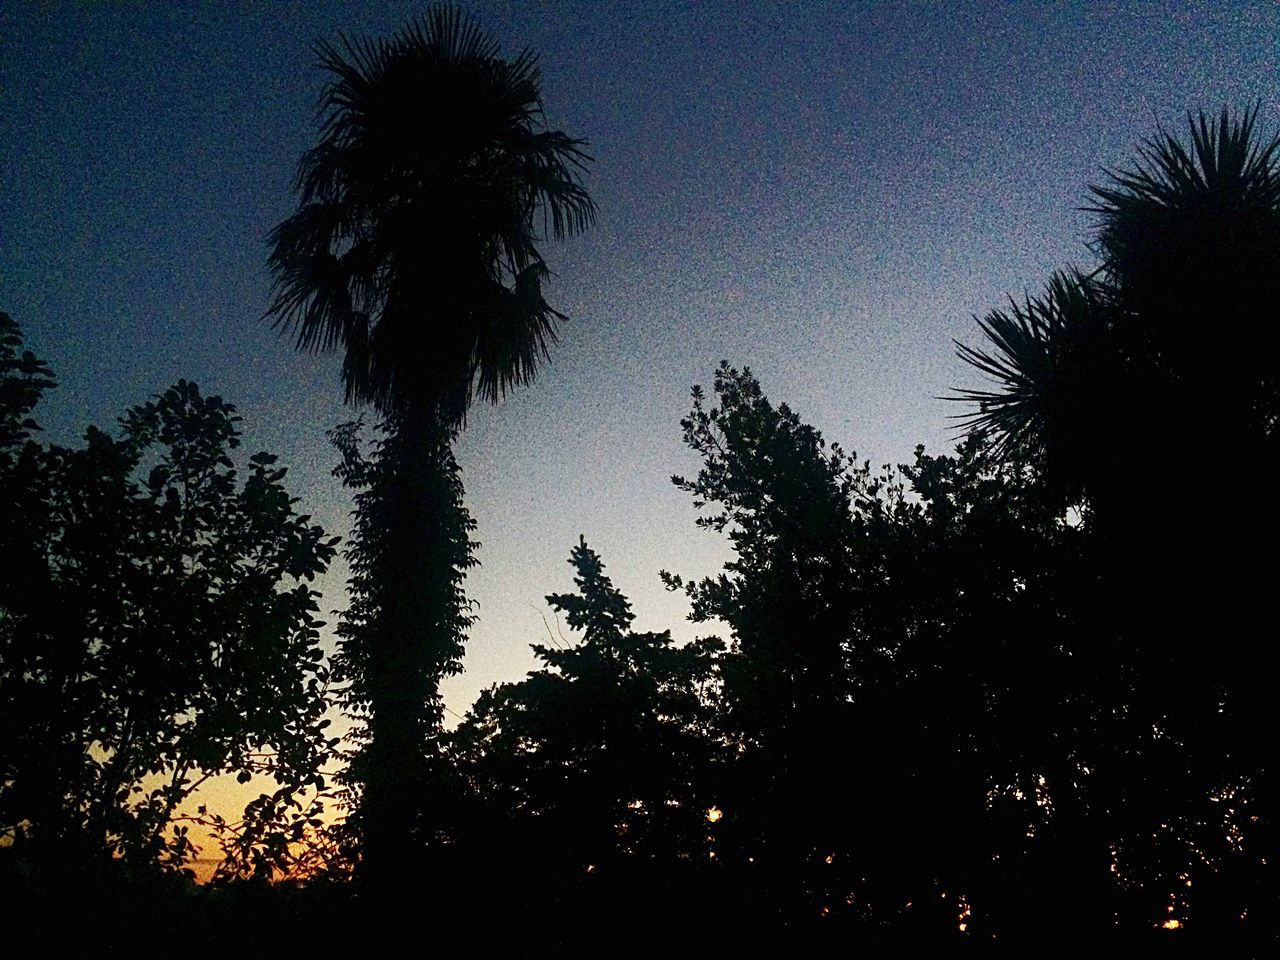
[264,4,595,887]
[953,107,1280,940]
[956,107,1280,513]
[877,439,1115,940]
[661,365,1159,942]
[265,5,595,425]
[661,363,859,921]
[447,537,722,931]
[1086,112,1280,835]
[0,312,337,882]
[1088,106,1280,459]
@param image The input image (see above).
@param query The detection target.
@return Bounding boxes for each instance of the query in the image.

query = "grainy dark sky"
[4,1,1278,727]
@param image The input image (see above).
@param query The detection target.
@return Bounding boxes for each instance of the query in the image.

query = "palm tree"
[265,5,595,889]
[954,109,1280,912]
[1085,106,1280,783]
[956,107,1280,510]
[1086,105,1280,449]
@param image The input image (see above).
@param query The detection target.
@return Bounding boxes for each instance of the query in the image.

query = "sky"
[3,1,1279,827]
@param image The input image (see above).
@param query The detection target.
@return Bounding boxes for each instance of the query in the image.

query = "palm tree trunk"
[353,397,472,896]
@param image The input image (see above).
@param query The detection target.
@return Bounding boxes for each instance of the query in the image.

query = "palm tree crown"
[955,107,1280,502]
[266,5,596,423]
[1086,106,1280,435]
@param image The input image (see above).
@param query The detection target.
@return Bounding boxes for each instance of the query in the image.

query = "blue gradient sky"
[4,1,1279,726]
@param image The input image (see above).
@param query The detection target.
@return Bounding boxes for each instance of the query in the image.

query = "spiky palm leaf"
[1086,106,1280,404]
[952,270,1113,492]
[1088,106,1280,283]
[266,4,596,421]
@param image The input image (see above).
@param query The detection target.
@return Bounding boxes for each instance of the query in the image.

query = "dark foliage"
[0,312,338,882]
[435,538,721,948]
[950,105,1280,944]
[951,269,1116,504]
[448,537,721,874]
[1088,104,1280,450]
[956,107,1280,513]
[657,363,1277,945]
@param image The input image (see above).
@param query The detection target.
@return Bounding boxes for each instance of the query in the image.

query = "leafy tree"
[447,538,722,927]
[879,440,1115,939]
[661,363,859,910]
[200,785,347,885]
[264,3,596,886]
[0,312,338,880]
[663,364,1146,940]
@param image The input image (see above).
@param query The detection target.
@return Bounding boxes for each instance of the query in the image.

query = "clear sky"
[4,1,1278,733]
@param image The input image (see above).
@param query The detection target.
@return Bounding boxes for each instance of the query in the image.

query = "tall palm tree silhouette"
[265,5,595,888]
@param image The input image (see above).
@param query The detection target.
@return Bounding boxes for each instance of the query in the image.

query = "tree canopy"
[8,14,1280,940]
[0,312,338,880]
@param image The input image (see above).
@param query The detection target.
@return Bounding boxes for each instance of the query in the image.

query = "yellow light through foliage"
[1161,919,1183,930]
[706,806,723,823]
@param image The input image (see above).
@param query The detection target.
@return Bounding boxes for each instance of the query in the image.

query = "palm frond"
[1086,105,1280,284]
[470,263,563,407]
[950,270,1108,469]
[1083,104,1280,426]
[951,106,1280,509]
[400,4,502,65]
